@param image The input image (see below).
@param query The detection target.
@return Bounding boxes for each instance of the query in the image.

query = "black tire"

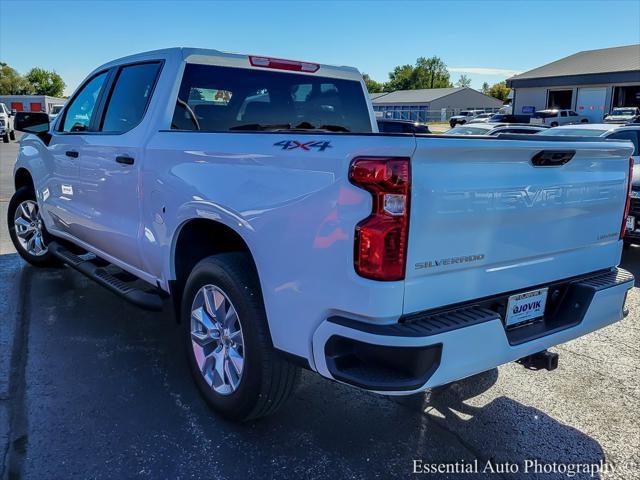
[7,186,61,267]
[581,119,588,123]
[449,120,456,128]
[9,130,16,141]
[182,253,299,421]
[2,132,8,143]
[550,122,559,127]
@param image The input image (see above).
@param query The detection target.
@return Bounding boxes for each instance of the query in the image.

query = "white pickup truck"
[9,48,635,421]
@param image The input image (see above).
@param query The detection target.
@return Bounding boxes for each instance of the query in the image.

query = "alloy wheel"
[190,284,245,395]
[13,200,47,257]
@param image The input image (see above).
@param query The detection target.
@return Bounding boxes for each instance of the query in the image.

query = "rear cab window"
[171,63,372,133]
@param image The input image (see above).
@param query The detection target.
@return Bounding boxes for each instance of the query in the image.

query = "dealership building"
[507,44,640,122]
[0,94,66,114]
[370,87,504,122]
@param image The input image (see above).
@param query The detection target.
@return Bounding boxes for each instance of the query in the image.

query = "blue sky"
[1,0,639,95]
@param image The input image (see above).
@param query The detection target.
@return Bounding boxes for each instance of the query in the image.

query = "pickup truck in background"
[9,48,635,422]
[448,110,484,127]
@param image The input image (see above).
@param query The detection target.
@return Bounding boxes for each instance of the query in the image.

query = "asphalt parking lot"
[0,138,639,480]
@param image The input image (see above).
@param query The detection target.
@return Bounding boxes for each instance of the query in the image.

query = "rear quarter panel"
[144,132,415,361]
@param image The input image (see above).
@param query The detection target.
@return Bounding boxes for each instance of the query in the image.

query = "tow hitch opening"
[517,350,559,371]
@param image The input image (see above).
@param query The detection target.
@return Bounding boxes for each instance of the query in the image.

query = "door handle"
[65,150,79,158]
[116,155,135,165]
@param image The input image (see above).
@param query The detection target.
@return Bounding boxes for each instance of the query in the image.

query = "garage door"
[576,87,607,122]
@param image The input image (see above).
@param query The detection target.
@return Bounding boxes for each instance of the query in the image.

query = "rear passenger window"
[61,72,108,132]
[171,63,372,133]
[101,62,161,133]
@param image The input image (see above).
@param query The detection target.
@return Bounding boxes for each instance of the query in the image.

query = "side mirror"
[15,111,51,144]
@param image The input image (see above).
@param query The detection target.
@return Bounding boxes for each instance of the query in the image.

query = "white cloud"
[448,67,522,77]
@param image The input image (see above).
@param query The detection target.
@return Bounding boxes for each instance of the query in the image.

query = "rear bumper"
[312,268,633,394]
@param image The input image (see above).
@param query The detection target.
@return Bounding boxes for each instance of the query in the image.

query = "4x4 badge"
[274,140,332,152]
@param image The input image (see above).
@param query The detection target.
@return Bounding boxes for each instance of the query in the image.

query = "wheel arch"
[169,217,260,321]
[14,168,35,191]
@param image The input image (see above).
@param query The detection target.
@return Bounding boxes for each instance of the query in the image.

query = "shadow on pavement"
[621,244,640,287]
[0,254,606,479]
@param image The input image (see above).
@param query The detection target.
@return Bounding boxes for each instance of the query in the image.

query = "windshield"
[446,126,489,135]
[538,128,607,137]
[612,109,635,116]
[172,63,372,133]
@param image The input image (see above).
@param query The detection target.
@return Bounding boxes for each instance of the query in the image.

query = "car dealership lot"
[0,139,639,479]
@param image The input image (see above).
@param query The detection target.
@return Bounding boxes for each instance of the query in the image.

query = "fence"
[373,106,503,123]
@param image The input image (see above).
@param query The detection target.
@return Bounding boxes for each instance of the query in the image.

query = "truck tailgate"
[404,136,634,314]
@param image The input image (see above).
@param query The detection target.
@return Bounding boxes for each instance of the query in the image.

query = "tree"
[415,56,451,89]
[25,67,65,97]
[481,82,490,95]
[362,73,384,93]
[455,74,472,88]
[385,56,452,91]
[386,64,415,91]
[0,62,32,95]
[486,81,510,101]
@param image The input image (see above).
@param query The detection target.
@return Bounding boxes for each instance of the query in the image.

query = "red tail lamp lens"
[349,157,410,281]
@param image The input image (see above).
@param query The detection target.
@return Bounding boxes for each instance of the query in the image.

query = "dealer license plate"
[505,288,548,327]
[626,215,635,231]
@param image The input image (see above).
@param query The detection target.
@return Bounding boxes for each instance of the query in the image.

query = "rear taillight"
[249,55,320,72]
[349,157,410,281]
[621,157,634,240]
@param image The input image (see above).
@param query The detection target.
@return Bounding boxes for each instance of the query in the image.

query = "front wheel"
[550,122,559,127]
[7,186,61,267]
[182,253,299,421]
[581,119,589,123]
[9,129,16,140]
[2,132,8,143]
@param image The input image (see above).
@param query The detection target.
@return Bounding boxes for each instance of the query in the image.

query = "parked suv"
[530,109,589,127]
[0,102,16,143]
[9,48,634,421]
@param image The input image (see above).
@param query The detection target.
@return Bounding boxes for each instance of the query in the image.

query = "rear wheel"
[550,122,559,127]
[9,129,16,141]
[581,118,589,123]
[182,253,298,421]
[2,132,8,143]
[7,186,61,267]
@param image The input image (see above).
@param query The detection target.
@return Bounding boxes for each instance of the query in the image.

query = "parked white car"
[9,48,635,421]
[0,102,16,143]
[446,123,548,135]
[467,113,494,123]
[48,104,65,121]
[530,109,589,127]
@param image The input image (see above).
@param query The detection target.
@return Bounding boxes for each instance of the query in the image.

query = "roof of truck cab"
[93,47,363,81]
